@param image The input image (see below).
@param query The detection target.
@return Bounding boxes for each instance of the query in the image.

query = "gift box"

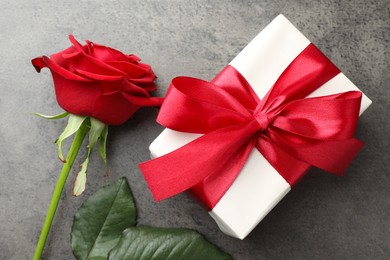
[141,15,372,239]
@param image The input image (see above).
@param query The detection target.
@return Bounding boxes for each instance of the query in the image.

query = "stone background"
[0,0,389,259]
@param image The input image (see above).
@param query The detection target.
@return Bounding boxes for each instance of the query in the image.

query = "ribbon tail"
[191,136,256,209]
[256,135,311,186]
[139,120,259,202]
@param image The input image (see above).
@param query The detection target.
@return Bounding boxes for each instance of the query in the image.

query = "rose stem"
[33,123,89,260]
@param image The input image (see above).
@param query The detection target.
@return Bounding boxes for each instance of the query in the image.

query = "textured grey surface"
[0,0,389,259]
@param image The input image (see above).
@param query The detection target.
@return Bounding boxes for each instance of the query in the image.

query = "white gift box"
[149,15,372,239]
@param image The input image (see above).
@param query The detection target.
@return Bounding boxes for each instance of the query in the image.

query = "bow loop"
[272,91,362,140]
[157,77,253,134]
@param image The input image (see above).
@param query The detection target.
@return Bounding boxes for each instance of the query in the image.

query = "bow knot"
[254,112,271,131]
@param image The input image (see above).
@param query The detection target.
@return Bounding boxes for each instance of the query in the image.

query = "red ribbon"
[140,44,363,210]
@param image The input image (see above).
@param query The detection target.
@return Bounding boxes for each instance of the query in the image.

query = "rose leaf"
[108,226,232,260]
[71,177,136,260]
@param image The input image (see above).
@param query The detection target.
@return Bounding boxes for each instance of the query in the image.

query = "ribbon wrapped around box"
[139,15,372,239]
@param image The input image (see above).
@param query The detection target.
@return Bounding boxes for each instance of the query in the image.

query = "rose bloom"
[32,35,163,125]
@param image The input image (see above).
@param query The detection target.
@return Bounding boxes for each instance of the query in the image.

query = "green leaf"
[56,114,87,162]
[71,177,137,260]
[35,111,69,119]
[108,226,232,260]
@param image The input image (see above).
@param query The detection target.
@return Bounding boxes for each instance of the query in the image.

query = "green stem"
[33,124,89,260]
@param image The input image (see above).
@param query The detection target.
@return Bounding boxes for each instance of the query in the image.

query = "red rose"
[32,35,163,125]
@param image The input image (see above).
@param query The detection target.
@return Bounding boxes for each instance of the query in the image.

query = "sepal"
[72,117,108,196]
[55,115,87,162]
[35,111,69,120]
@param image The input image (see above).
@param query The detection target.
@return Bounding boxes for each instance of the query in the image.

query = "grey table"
[1,0,389,259]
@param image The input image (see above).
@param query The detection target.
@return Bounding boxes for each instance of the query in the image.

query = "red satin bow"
[140,43,363,210]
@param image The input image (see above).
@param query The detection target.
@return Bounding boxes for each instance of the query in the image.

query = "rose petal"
[50,46,79,69]
[121,92,164,107]
[32,57,46,72]
[67,35,129,77]
[90,43,131,62]
[65,50,127,77]
[120,78,151,96]
[128,54,140,62]
[91,92,140,125]
[131,81,157,92]
[62,51,81,59]
[66,35,157,92]
[50,70,101,116]
[75,69,123,82]
[38,56,91,81]
[105,61,147,78]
